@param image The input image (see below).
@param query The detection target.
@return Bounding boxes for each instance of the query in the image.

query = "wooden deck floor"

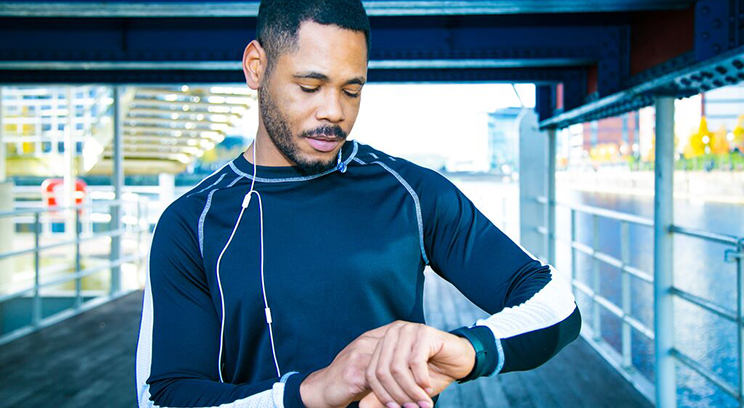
[0,270,651,408]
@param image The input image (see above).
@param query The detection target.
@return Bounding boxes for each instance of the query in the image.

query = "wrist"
[448,325,498,383]
[299,369,327,408]
[457,336,477,378]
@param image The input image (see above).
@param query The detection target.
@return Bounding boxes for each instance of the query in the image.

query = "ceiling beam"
[0,1,695,18]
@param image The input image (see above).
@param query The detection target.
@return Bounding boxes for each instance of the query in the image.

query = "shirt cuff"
[282,371,313,408]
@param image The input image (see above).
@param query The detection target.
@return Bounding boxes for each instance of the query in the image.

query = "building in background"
[487,107,521,175]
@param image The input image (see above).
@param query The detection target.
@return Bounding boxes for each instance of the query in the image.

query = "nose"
[315,89,345,123]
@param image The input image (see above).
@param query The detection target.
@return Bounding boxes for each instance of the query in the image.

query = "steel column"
[110,86,123,295]
[621,221,632,369]
[64,87,75,239]
[736,238,744,407]
[0,87,4,182]
[570,208,577,299]
[547,128,557,266]
[592,214,601,341]
[32,213,41,326]
[75,209,82,309]
[654,95,676,408]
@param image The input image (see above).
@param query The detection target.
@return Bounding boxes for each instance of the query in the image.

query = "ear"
[242,39,266,90]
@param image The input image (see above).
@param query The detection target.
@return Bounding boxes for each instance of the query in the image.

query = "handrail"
[0,194,151,346]
[0,253,143,304]
[535,196,744,405]
[0,228,127,260]
[671,225,740,246]
[0,199,125,218]
[536,196,654,227]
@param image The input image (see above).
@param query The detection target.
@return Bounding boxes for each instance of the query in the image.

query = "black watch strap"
[448,325,499,384]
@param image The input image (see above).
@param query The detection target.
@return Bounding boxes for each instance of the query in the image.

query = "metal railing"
[536,196,744,406]
[0,197,150,346]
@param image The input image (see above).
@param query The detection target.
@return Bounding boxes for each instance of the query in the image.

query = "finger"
[359,391,387,408]
[390,324,433,405]
[364,320,407,340]
[366,333,396,406]
[408,326,434,395]
[375,325,421,407]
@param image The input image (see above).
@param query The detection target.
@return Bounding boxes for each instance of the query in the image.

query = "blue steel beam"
[694,0,740,61]
[0,67,586,87]
[0,16,613,64]
[0,14,605,89]
[540,0,744,128]
[7,1,737,128]
[540,46,744,129]
[0,1,695,18]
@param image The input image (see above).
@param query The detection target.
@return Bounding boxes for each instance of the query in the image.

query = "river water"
[454,176,742,408]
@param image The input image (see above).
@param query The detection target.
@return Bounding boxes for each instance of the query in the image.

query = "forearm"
[473,263,581,375]
[143,371,312,408]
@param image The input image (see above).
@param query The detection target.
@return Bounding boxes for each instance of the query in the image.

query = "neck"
[243,129,294,167]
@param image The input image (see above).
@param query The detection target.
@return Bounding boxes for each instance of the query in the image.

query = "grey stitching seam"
[369,152,379,159]
[228,140,359,183]
[198,175,244,256]
[182,161,231,195]
[187,173,226,198]
[368,160,430,265]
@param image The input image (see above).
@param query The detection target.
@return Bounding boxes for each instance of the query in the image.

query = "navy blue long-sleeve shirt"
[135,139,581,407]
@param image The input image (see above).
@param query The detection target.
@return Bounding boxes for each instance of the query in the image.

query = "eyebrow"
[293,71,366,86]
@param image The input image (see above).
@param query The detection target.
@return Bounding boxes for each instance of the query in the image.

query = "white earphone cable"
[216,139,345,382]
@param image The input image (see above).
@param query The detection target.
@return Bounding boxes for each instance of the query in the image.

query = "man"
[135,0,581,407]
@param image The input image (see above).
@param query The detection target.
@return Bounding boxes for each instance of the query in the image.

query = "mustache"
[301,125,347,140]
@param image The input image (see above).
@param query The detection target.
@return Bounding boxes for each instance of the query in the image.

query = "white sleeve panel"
[474,265,576,340]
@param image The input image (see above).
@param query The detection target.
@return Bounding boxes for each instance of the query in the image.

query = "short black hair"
[256,0,371,77]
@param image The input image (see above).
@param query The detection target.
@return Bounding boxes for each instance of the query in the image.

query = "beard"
[258,83,348,175]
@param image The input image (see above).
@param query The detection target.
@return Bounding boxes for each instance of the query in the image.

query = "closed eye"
[299,86,319,93]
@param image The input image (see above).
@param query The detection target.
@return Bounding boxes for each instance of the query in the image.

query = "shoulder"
[351,141,451,190]
[156,161,239,234]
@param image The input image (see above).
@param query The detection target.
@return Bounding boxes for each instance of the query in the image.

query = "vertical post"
[736,238,743,408]
[0,88,11,295]
[75,208,82,309]
[570,208,577,298]
[64,87,76,239]
[547,128,557,266]
[654,95,676,408]
[137,199,145,272]
[590,120,599,149]
[621,221,632,370]
[32,212,41,326]
[0,86,5,182]
[592,214,601,341]
[622,113,629,148]
[158,173,175,208]
[110,86,123,295]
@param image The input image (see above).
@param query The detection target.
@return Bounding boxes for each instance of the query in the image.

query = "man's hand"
[359,322,476,408]
[299,321,475,408]
[299,322,409,408]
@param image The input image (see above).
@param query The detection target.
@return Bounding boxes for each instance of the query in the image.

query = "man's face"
[258,21,367,173]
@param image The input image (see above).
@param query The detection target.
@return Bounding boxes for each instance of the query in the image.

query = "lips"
[306,136,341,152]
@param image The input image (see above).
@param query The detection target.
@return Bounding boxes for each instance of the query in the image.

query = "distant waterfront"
[454,175,743,408]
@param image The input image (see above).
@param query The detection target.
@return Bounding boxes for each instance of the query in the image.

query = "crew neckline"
[231,139,359,180]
